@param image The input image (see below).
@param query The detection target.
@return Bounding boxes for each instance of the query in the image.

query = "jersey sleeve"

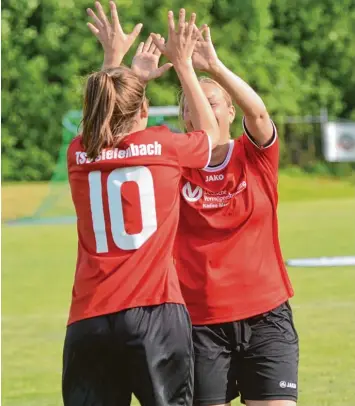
[171,130,212,169]
[241,117,279,182]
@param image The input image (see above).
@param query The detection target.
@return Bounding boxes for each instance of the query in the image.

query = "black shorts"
[193,301,299,405]
[62,303,194,406]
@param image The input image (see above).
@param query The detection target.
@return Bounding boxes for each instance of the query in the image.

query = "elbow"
[245,107,269,121]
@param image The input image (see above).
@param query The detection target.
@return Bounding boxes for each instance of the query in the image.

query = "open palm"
[87,1,143,68]
[192,25,219,72]
[132,35,172,83]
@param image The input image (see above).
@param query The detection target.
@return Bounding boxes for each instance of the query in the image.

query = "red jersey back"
[67,125,211,325]
[175,121,294,324]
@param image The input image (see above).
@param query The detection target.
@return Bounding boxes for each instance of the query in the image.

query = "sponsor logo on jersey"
[182,180,247,208]
[279,381,297,389]
[182,182,203,202]
[205,174,224,182]
[75,142,162,165]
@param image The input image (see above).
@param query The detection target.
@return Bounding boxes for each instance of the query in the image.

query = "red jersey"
[175,121,294,325]
[67,125,211,325]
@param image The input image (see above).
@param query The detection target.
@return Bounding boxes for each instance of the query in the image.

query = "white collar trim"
[203,140,234,172]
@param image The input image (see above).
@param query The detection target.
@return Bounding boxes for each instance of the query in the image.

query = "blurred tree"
[1,0,354,180]
[271,0,355,117]
[270,0,355,163]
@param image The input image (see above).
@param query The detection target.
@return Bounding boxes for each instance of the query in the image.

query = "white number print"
[88,166,157,253]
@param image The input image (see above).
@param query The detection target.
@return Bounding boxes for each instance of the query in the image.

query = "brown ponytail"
[82,67,146,160]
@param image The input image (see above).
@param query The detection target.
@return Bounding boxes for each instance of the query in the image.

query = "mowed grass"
[2,178,355,406]
[2,172,354,221]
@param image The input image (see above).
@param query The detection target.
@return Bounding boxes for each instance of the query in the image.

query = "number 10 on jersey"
[88,167,158,253]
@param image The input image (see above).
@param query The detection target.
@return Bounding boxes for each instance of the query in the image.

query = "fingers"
[87,8,104,28]
[197,24,207,40]
[153,37,164,55]
[203,25,211,41]
[149,43,157,54]
[186,24,199,54]
[155,63,173,78]
[143,35,153,52]
[186,12,196,40]
[178,9,186,36]
[168,10,175,37]
[192,24,200,42]
[196,30,204,41]
[149,40,158,54]
[95,1,110,27]
[87,22,100,36]
[149,34,160,53]
[140,34,159,54]
[129,23,143,43]
[136,42,144,54]
[151,33,166,53]
[109,1,123,35]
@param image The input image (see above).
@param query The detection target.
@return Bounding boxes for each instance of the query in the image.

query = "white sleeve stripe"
[242,117,277,150]
[202,135,212,169]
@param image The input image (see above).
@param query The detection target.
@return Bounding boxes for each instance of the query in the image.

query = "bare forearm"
[102,52,122,70]
[210,60,267,118]
[175,62,219,146]
[209,60,273,145]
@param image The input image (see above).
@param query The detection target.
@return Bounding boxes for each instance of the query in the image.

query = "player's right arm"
[86,1,142,69]
[152,10,220,149]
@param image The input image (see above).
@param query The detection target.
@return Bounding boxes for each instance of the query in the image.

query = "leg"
[62,315,131,406]
[192,323,239,406]
[120,304,194,406]
[239,302,299,405]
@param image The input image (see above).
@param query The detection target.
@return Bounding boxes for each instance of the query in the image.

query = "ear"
[140,99,149,118]
[228,105,236,124]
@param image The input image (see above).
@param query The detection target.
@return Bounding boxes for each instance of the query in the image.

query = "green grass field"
[2,175,355,406]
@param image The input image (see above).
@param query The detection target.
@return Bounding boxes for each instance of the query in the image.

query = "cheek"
[214,106,229,126]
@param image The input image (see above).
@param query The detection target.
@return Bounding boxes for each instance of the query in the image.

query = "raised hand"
[132,35,173,83]
[87,1,143,68]
[151,9,199,66]
[192,25,219,72]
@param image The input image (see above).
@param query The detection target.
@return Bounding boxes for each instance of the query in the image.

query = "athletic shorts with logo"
[62,303,194,406]
[193,301,299,405]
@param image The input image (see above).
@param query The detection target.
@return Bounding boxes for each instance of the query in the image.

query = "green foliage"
[2,0,355,180]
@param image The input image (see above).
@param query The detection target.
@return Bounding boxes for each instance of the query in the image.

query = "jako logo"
[205,174,224,182]
[279,381,297,389]
[182,182,203,202]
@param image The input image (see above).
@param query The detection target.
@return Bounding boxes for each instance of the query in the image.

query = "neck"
[129,121,146,134]
[118,121,146,140]
[209,140,230,166]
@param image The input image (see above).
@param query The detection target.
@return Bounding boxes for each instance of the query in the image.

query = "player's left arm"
[193,25,274,147]
[211,62,274,146]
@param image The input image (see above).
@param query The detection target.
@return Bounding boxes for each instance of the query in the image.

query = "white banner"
[323,121,355,162]
[286,256,355,267]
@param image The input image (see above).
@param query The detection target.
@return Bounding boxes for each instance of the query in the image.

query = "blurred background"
[2,0,355,405]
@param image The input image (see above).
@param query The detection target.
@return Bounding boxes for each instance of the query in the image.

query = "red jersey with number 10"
[67,125,211,325]
[175,122,294,325]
